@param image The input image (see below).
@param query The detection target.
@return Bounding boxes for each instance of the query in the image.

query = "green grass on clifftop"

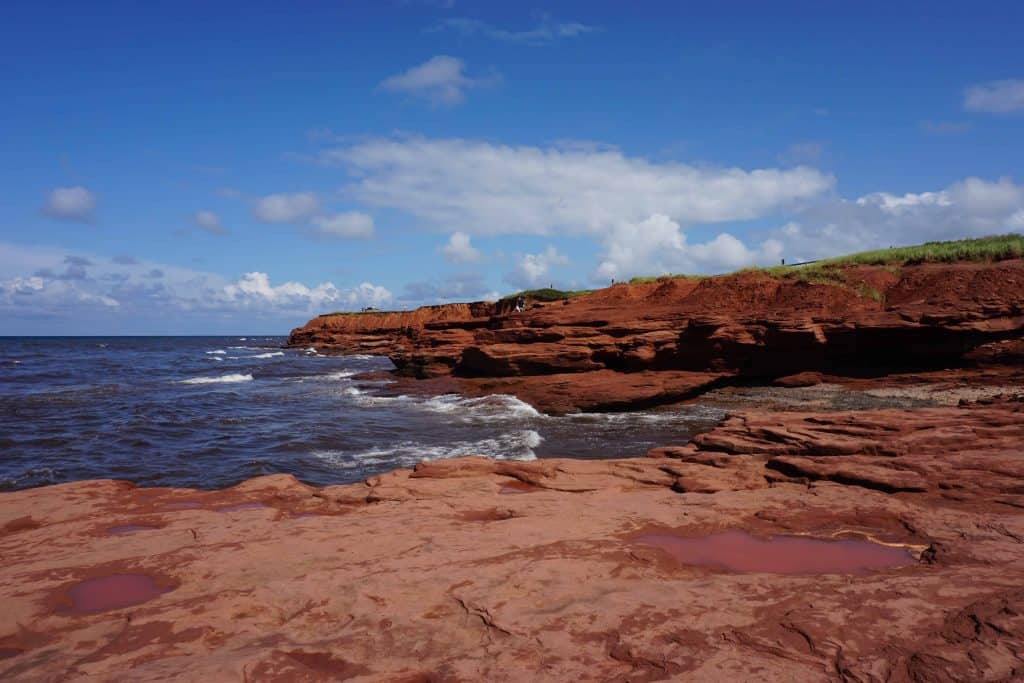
[778,233,1023,272]
[500,287,594,302]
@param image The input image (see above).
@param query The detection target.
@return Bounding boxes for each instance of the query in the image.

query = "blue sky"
[2,1,1023,334]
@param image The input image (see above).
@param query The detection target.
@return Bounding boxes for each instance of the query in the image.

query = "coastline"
[2,398,1023,680]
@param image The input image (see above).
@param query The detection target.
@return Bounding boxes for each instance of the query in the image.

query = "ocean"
[0,336,725,491]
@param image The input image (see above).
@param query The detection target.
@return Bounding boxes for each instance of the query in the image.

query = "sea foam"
[179,373,254,385]
[312,429,542,471]
[247,352,284,359]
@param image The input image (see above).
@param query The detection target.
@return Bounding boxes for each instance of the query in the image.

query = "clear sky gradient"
[2,1,1023,333]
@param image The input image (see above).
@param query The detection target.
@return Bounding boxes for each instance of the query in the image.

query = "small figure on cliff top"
[513,296,526,313]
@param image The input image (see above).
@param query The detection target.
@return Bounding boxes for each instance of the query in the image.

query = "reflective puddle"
[633,530,916,575]
[61,574,175,614]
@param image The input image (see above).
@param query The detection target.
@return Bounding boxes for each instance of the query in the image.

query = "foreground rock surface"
[3,401,1024,681]
[289,260,1024,413]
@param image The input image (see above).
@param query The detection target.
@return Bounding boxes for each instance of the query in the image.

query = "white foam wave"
[205,350,226,355]
[312,429,541,471]
[342,390,542,421]
[305,347,318,355]
[203,356,224,362]
[248,351,284,359]
[345,354,377,360]
[319,370,356,381]
[179,373,254,385]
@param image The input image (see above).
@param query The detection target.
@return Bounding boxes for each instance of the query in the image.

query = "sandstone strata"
[3,400,1024,681]
[289,260,1024,413]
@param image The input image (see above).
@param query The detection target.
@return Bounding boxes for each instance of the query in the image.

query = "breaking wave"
[312,429,542,471]
[343,391,542,421]
[179,373,254,385]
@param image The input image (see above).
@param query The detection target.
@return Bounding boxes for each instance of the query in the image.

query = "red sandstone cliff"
[289,259,1024,412]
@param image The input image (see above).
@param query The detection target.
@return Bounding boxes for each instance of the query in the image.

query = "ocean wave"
[205,350,227,355]
[312,429,541,471]
[345,354,377,360]
[179,373,254,385]
[247,351,285,359]
[318,370,356,381]
[342,390,542,421]
[565,405,728,424]
[203,356,224,362]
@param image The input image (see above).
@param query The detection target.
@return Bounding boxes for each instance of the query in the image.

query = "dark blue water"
[0,337,726,491]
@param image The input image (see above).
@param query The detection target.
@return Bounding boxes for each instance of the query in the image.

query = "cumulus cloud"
[434,15,598,45]
[192,210,227,235]
[41,186,96,223]
[320,135,831,277]
[593,215,782,281]
[773,176,1024,262]
[505,245,568,288]
[308,212,375,240]
[222,272,391,311]
[0,242,393,329]
[323,136,833,236]
[252,192,319,223]
[439,231,481,263]
[964,79,1024,113]
[378,56,498,106]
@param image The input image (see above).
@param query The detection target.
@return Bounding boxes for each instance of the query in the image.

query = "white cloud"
[308,212,375,240]
[434,15,597,45]
[773,176,1024,262]
[192,210,227,235]
[223,272,391,311]
[42,186,96,223]
[593,214,783,281]
[439,231,481,262]
[320,135,831,277]
[324,136,833,236]
[252,192,319,223]
[506,245,568,288]
[378,56,498,106]
[964,78,1024,113]
[0,242,392,328]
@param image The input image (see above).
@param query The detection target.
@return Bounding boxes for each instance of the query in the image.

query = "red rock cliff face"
[289,260,1024,411]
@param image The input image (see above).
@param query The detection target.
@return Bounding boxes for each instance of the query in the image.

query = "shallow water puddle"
[61,574,174,614]
[107,524,160,535]
[633,530,915,575]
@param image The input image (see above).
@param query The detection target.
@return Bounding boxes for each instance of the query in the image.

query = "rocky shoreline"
[2,398,1023,680]
[2,258,1023,680]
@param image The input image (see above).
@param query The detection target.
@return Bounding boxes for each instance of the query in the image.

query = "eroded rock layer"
[289,260,1024,413]
[3,400,1024,681]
